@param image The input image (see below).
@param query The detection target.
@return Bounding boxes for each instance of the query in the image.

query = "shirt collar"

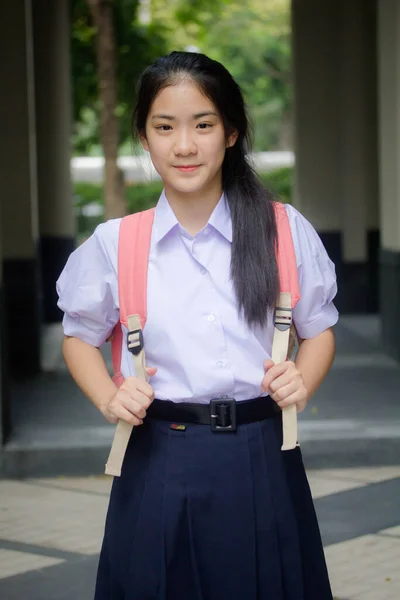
[208,194,232,242]
[153,190,233,244]
[153,190,179,243]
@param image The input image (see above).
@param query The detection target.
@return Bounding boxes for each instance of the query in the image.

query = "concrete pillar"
[339,0,379,313]
[291,0,342,264]
[0,0,41,377]
[33,0,75,323]
[378,0,400,359]
[0,198,11,445]
[292,0,379,314]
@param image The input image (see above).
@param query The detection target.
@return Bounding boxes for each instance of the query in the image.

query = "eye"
[156,125,172,131]
[197,123,213,130]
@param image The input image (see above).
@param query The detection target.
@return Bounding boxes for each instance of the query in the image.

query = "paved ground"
[0,315,399,598]
[0,467,399,599]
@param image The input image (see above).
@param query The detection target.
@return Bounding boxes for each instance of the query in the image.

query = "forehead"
[149,80,217,115]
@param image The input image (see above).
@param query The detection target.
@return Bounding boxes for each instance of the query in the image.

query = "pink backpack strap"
[107,201,299,473]
[273,202,300,309]
[272,202,300,452]
[110,208,155,383]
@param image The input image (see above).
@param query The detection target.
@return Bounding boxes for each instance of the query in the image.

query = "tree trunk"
[87,0,126,219]
[277,107,293,151]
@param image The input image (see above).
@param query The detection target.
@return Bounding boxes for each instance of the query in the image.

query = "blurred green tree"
[206,0,292,150]
[72,0,167,218]
[152,0,292,150]
[71,0,291,159]
[71,0,167,156]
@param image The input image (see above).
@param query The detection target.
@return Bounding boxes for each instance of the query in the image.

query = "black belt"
[147,396,280,432]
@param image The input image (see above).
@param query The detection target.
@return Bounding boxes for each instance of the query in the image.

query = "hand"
[102,367,157,425]
[261,360,308,413]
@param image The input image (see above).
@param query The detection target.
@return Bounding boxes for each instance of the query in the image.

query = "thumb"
[146,367,157,378]
[261,359,275,393]
[263,359,275,372]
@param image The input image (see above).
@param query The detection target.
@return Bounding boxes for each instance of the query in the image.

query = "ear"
[226,129,239,149]
[140,134,149,152]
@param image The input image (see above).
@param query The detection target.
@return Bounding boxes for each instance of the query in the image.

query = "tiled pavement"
[0,467,399,599]
[0,316,399,598]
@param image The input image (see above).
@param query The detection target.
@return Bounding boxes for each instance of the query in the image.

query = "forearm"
[295,327,336,401]
[62,336,117,415]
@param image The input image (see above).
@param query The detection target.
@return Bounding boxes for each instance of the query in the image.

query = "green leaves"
[71,0,167,152]
[71,0,292,154]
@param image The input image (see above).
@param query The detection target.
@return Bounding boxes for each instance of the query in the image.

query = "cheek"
[146,137,170,165]
[205,136,227,166]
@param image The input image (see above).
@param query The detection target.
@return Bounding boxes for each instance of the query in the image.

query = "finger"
[111,388,148,415]
[124,389,153,412]
[124,397,150,420]
[277,390,303,409]
[131,401,147,420]
[146,367,157,377]
[268,371,295,395]
[123,377,154,400]
[111,404,143,426]
[270,380,298,403]
[263,359,275,372]
[134,381,155,403]
[261,362,291,392]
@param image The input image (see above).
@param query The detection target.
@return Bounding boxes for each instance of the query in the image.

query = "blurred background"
[1,0,400,474]
[1,2,400,598]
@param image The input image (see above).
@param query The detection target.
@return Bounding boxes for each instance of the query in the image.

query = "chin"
[167,177,209,195]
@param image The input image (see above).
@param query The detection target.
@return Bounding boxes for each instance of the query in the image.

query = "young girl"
[57,51,338,600]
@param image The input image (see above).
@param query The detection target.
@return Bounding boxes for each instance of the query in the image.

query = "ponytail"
[223,143,279,326]
[134,51,280,326]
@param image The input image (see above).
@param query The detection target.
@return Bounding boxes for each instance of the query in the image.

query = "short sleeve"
[285,204,339,339]
[56,220,121,347]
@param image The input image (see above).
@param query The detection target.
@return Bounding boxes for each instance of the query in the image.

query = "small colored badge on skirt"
[170,423,187,431]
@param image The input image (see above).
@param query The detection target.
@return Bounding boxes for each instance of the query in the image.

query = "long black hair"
[133,51,279,327]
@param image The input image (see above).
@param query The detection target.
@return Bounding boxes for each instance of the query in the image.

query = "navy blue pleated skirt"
[95,404,332,600]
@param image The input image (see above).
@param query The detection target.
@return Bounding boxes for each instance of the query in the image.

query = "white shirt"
[56,192,338,403]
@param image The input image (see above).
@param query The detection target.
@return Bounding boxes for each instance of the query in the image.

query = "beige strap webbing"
[272,292,298,451]
[105,314,147,477]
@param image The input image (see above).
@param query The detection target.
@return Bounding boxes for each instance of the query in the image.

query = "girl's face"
[141,79,237,200]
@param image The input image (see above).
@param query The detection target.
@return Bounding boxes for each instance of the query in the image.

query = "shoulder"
[92,217,122,252]
[273,201,313,236]
[280,203,330,268]
[88,217,122,268]
[61,218,122,279]
[282,203,314,235]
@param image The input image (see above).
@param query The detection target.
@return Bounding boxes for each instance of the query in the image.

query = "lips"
[174,165,201,173]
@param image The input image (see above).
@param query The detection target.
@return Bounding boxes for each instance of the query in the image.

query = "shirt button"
[217,361,225,368]
[207,314,215,322]
[200,267,207,275]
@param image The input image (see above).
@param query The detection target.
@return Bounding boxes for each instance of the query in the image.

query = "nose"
[173,128,197,156]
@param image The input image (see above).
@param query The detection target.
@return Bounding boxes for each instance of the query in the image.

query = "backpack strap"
[105,202,300,476]
[105,208,155,476]
[273,202,300,451]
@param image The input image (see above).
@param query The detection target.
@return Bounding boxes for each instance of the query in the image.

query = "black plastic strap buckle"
[274,306,293,332]
[127,328,143,356]
[210,398,237,432]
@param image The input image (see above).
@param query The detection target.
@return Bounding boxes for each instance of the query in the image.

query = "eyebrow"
[151,111,218,120]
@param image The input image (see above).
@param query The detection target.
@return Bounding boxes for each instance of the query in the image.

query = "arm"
[62,335,157,424]
[262,327,336,412]
[295,327,335,400]
[57,225,156,426]
[264,205,339,411]
[62,336,118,418]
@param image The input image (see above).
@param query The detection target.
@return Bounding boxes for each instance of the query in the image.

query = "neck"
[164,182,223,236]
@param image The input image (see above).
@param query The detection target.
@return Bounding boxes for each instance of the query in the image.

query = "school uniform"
[57,192,338,600]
